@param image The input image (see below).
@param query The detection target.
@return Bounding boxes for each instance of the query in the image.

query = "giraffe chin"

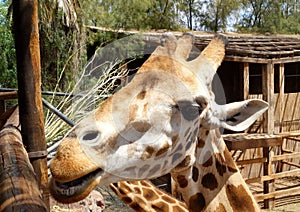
[50,168,103,203]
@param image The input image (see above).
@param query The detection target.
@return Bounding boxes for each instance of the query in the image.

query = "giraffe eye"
[81,131,100,144]
[177,100,201,121]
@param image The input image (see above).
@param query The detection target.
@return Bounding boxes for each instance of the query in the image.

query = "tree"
[177,0,199,30]
[237,0,300,34]
[198,0,242,32]
[0,0,17,88]
[39,0,86,91]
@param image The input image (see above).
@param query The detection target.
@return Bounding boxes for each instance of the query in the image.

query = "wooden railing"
[224,132,300,209]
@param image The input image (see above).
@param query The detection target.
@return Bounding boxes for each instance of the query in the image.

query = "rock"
[50,190,105,212]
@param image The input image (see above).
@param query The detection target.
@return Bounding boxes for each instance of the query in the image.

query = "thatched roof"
[192,33,300,63]
[86,26,300,64]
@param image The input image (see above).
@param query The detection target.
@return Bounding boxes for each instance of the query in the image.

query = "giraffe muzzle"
[50,168,103,203]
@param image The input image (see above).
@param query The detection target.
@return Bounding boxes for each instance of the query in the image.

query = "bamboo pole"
[13,0,49,208]
[0,107,47,211]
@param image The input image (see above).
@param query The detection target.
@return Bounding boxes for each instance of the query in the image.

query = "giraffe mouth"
[50,168,103,203]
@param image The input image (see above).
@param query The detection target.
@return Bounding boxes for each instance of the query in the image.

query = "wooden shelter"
[193,33,300,208]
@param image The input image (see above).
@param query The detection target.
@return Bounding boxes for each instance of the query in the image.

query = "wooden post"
[243,62,249,100]
[261,61,275,208]
[0,107,47,211]
[13,0,49,209]
[262,62,275,134]
[279,63,285,132]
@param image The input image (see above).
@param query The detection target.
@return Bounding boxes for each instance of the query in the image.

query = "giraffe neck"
[171,128,260,212]
[110,180,188,212]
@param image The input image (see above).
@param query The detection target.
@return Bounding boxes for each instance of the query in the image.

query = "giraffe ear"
[220,99,269,131]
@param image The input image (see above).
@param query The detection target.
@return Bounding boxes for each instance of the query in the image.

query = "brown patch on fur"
[162,194,176,204]
[133,186,142,194]
[215,153,227,176]
[152,201,169,212]
[107,136,118,149]
[124,167,137,178]
[177,175,188,188]
[138,164,150,176]
[130,196,146,211]
[189,193,206,212]
[192,166,199,182]
[205,130,209,136]
[226,184,256,212]
[185,140,193,151]
[197,139,205,148]
[139,56,178,75]
[119,181,134,194]
[202,151,213,167]
[223,149,238,173]
[148,164,161,175]
[174,205,187,211]
[172,135,179,145]
[174,143,183,153]
[155,141,170,157]
[122,197,133,204]
[137,90,147,99]
[141,146,155,160]
[175,155,191,169]
[215,203,226,212]
[131,121,151,132]
[201,173,218,190]
[172,153,182,164]
[142,187,159,201]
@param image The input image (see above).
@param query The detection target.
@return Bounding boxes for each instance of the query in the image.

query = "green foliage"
[0,0,17,88]
[39,0,87,92]
[83,0,180,30]
[237,0,300,34]
[198,0,242,32]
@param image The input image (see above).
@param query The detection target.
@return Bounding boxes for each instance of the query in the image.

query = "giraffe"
[49,33,268,211]
[110,180,188,211]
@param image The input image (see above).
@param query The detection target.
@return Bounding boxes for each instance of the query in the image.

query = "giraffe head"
[50,33,268,203]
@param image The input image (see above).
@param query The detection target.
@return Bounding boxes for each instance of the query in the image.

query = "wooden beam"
[224,133,282,151]
[255,186,300,202]
[278,63,285,132]
[13,0,49,208]
[0,107,47,211]
[271,152,300,162]
[262,62,275,134]
[0,91,18,100]
[225,55,300,64]
[236,157,267,166]
[243,62,249,100]
[261,169,300,182]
